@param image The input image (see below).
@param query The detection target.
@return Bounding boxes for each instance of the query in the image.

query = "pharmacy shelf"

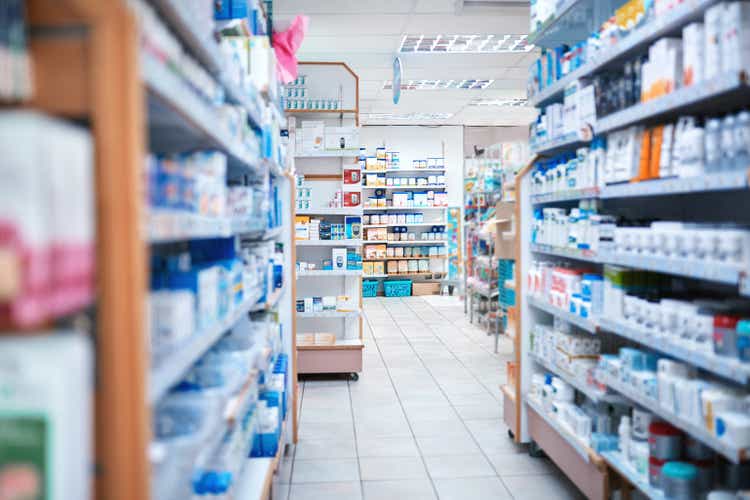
[363,274,388,279]
[363,223,445,228]
[149,211,233,243]
[530,353,624,404]
[296,208,363,216]
[599,317,750,385]
[143,53,260,176]
[261,226,284,240]
[600,170,749,199]
[530,132,590,156]
[295,239,363,247]
[524,396,594,463]
[383,168,446,173]
[598,251,742,287]
[527,295,598,334]
[596,72,749,134]
[296,270,362,277]
[598,371,749,463]
[388,272,445,278]
[364,256,446,262]
[530,243,599,264]
[373,240,447,246]
[295,151,359,158]
[364,206,447,211]
[149,0,224,75]
[296,310,361,319]
[149,289,262,403]
[601,451,664,500]
[530,0,726,107]
[530,187,600,205]
[362,185,448,190]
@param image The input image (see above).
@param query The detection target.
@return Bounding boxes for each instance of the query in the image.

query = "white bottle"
[618,415,631,461]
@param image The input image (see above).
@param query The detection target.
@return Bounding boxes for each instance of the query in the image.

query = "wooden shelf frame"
[24,2,299,498]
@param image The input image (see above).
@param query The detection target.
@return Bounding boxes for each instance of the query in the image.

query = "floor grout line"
[389,297,516,499]
[361,296,440,498]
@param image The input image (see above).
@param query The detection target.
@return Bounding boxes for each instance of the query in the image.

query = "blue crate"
[384,280,412,297]
[363,280,379,298]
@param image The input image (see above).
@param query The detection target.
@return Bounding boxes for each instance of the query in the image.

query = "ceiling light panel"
[364,112,454,121]
[382,79,494,90]
[399,34,533,53]
[469,98,529,107]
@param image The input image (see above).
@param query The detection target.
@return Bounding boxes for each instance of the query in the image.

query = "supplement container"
[649,422,682,460]
[661,462,698,500]
[736,320,750,361]
[704,118,722,171]
[713,315,740,358]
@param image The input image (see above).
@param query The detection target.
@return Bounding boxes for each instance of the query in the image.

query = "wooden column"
[90,6,150,500]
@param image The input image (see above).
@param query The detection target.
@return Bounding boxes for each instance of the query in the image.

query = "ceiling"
[273,0,539,127]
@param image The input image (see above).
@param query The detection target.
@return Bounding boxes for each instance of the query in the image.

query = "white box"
[332,248,347,270]
[705,3,727,79]
[683,23,705,86]
[722,2,750,74]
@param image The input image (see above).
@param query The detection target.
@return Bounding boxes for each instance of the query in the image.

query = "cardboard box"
[412,282,440,296]
[494,201,516,260]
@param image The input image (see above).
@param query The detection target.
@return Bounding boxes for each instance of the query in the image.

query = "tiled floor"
[273,296,585,500]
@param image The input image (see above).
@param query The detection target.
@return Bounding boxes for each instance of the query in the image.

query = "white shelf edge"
[600,451,665,500]
[599,371,748,463]
[530,0,725,107]
[296,208,363,216]
[363,223,446,228]
[363,206,447,211]
[527,295,598,333]
[599,317,750,385]
[530,243,600,263]
[363,185,448,190]
[149,290,262,403]
[366,240,447,246]
[296,310,361,318]
[601,170,748,199]
[295,239,363,247]
[598,251,741,287]
[295,151,360,158]
[530,132,590,156]
[296,270,362,277]
[531,187,601,205]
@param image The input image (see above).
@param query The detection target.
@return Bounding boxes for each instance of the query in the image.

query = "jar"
[649,421,683,460]
[662,462,699,500]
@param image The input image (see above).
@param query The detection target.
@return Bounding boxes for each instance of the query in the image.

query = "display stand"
[19,1,297,498]
[288,62,363,378]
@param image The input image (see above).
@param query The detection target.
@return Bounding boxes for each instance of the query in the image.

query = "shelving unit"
[289,61,364,377]
[12,2,297,499]
[519,2,750,497]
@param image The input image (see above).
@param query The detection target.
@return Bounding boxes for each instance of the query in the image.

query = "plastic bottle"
[720,114,737,170]
[704,118,722,171]
[619,415,631,461]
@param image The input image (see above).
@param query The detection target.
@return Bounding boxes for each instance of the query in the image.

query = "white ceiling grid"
[274,0,539,126]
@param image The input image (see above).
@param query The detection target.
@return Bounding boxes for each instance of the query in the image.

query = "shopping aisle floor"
[273,296,584,500]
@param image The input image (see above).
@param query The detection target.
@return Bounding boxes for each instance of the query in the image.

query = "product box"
[387,261,399,274]
[324,126,360,151]
[343,192,361,207]
[413,282,440,296]
[363,262,374,276]
[343,169,361,185]
[300,120,325,152]
[332,248,347,270]
[373,261,385,275]
[345,216,361,239]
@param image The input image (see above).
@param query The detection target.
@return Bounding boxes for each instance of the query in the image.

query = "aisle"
[274,296,584,500]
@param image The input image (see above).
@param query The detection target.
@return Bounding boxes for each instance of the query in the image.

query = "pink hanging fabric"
[273,15,309,84]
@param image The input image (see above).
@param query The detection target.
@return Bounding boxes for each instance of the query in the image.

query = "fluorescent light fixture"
[399,34,533,53]
[364,112,454,121]
[382,79,494,90]
[469,98,529,107]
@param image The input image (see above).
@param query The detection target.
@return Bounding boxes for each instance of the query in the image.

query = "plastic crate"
[384,280,412,297]
[363,280,379,298]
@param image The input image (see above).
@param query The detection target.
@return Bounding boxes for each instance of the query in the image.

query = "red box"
[343,169,361,185]
[344,191,361,207]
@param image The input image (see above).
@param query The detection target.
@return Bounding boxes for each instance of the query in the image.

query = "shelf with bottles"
[285,61,360,125]
[294,213,363,244]
[294,172,362,214]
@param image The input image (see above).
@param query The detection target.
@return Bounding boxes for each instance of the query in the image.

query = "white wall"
[463,126,530,155]
[359,125,464,206]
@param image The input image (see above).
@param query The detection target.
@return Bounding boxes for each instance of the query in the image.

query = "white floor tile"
[288,482,362,500]
[292,459,360,484]
[361,480,436,500]
[433,477,512,500]
[359,456,429,481]
[423,454,496,479]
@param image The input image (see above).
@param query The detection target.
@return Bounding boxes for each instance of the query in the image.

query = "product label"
[0,414,48,500]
